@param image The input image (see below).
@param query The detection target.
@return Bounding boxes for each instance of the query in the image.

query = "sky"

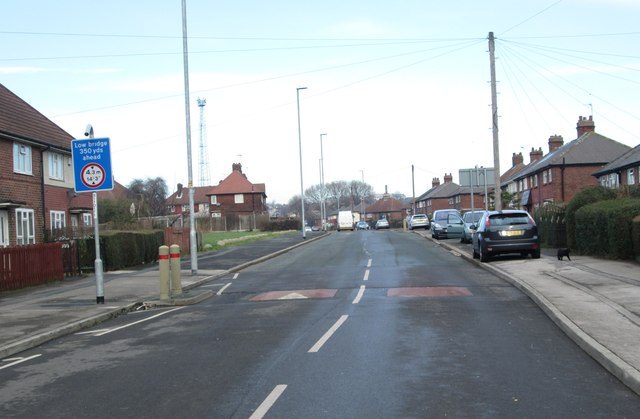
[2,0,639,204]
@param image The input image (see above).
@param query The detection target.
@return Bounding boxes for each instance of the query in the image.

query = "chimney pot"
[576,115,595,137]
[548,135,564,152]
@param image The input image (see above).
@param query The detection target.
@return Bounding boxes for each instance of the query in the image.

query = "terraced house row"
[412,115,638,216]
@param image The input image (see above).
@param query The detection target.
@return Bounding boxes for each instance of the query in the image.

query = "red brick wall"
[530,165,602,206]
[0,140,45,244]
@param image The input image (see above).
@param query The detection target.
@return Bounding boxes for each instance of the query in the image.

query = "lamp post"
[320,133,327,230]
[360,169,365,221]
[296,87,307,239]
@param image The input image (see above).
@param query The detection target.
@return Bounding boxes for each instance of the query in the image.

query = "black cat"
[557,248,571,261]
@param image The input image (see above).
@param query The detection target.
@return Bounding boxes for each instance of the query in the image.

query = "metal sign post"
[71,134,113,304]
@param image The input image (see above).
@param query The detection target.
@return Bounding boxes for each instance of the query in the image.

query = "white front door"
[0,210,9,247]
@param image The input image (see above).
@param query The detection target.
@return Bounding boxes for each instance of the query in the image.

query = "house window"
[533,175,538,188]
[49,152,64,180]
[628,168,635,185]
[523,178,528,190]
[548,169,552,183]
[51,211,66,230]
[169,205,176,213]
[543,171,548,184]
[16,208,35,245]
[0,210,9,247]
[234,194,244,204]
[83,213,93,226]
[210,195,218,205]
[13,143,33,175]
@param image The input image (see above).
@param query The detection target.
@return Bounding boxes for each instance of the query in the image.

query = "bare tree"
[128,177,169,217]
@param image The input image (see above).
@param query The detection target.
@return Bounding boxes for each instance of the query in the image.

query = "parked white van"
[337,211,354,231]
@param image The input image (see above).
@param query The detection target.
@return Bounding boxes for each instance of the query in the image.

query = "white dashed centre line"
[352,285,366,304]
[367,258,372,268]
[363,269,370,281]
[249,384,288,419]
[308,315,349,353]
[233,273,239,279]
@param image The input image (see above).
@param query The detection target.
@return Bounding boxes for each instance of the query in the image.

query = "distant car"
[430,209,462,239]
[311,225,321,231]
[471,210,540,262]
[408,214,430,230]
[375,218,390,229]
[460,210,488,243]
[356,221,369,230]
[304,226,312,232]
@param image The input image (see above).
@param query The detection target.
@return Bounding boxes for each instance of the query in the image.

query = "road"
[1,230,639,418]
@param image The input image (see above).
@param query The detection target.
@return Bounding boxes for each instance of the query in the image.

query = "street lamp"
[320,133,327,230]
[296,87,307,239]
[360,169,365,220]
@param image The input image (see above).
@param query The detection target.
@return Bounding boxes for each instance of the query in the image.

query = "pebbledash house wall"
[0,140,46,244]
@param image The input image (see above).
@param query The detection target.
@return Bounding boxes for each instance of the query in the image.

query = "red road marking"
[251,289,338,302]
[387,287,472,298]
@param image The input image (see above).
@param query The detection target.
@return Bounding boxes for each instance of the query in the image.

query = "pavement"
[1,229,639,396]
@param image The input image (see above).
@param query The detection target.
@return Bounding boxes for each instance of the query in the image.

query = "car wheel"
[472,246,479,259]
[479,244,490,262]
[532,248,541,259]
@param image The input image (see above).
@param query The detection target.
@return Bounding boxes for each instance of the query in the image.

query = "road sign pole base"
[96,296,105,304]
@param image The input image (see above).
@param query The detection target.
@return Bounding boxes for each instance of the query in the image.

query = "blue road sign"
[71,137,114,193]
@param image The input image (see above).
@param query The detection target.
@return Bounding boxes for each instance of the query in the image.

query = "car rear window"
[413,215,426,219]
[488,213,531,226]
[463,212,484,223]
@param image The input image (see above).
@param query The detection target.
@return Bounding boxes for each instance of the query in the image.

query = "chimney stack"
[529,147,543,163]
[232,163,243,173]
[577,115,595,137]
[444,173,453,183]
[512,152,523,167]
[432,177,440,188]
[548,135,564,152]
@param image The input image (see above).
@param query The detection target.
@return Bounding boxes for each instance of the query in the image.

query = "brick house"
[0,83,93,246]
[166,163,267,221]
[415,173,461,216]
[592,144,640,189]
[505,116,632,211]
[365,186,410,222]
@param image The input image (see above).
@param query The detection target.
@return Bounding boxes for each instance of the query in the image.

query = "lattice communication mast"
[197,98,211,186]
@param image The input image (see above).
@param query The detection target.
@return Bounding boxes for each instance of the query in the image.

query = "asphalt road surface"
[1,230,639,418]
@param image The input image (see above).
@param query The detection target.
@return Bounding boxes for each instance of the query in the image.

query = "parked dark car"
[471,210,540,262]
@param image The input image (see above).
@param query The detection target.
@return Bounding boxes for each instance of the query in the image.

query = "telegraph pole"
[489,32,502,211]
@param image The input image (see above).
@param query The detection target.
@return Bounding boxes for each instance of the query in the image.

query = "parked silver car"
[460,210,488,243]
[375,218,390,229]
[408,214,430,230]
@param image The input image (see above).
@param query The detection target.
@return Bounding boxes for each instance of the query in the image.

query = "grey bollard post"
[159,245,170,300]
[170,244,182,296]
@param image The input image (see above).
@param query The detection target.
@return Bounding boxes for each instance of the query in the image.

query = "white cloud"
[0,66,44,74]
